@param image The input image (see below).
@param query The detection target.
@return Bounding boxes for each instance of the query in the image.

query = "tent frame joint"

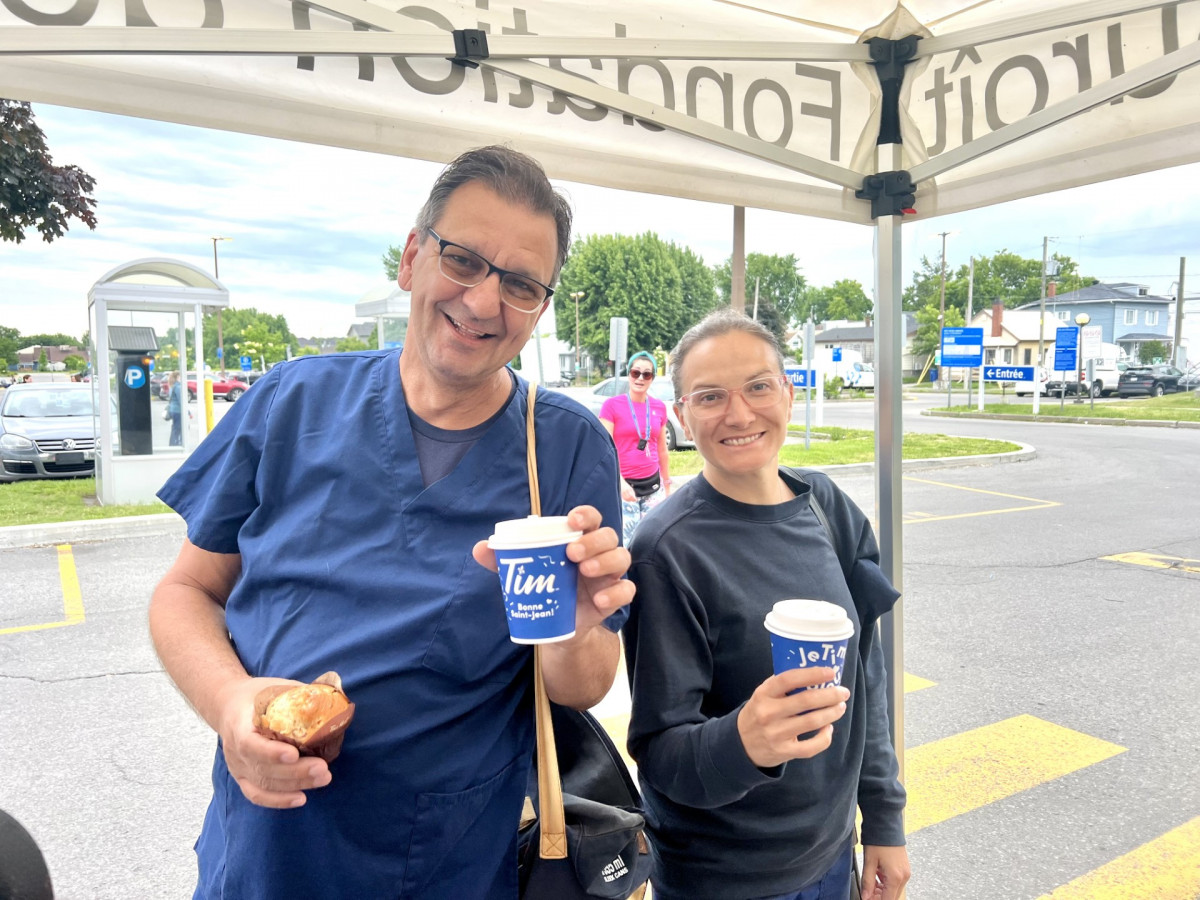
[449,29,489,68]
[864,34,921,146]
[855,170,916,219]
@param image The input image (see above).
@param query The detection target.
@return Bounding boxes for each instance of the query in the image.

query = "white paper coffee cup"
[488,516,583,644]
[764,599,855,685]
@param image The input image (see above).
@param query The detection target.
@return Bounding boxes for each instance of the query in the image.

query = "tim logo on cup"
[500,553,566,620]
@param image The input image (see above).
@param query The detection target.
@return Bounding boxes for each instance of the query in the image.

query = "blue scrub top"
[158,349,624,900]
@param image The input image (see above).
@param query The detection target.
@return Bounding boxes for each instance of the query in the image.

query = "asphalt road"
[2,395,1198,899]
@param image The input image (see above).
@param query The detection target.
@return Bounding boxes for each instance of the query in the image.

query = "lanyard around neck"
[625,393,648,442]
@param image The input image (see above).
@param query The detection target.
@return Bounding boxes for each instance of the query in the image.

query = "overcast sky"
[3,102,1198,342]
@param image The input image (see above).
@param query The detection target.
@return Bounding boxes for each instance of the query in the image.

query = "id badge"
[637,438,648,451]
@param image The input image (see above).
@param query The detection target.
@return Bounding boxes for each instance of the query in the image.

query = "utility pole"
[1174,258,1186,367]
[211,236,231,377]
[570,291,585,378]
[937,231,949,386]
[1035,236,1050,415]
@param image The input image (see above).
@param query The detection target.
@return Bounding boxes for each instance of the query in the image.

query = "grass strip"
[0,478,167,528]
[668,430,1019,476]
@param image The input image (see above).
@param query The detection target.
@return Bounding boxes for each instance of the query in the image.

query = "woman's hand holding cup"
[737,668,849,768]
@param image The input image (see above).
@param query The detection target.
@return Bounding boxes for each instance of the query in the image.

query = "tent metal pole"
[490,58,861,189]
[918,0,1172,57]
[874,145,905,768]
[911,39,1200,182]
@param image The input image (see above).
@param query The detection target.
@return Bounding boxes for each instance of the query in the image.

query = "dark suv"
[1117,364,1185,397]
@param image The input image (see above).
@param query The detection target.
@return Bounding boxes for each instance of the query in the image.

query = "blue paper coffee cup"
[764,599,855,688]
[488,515,583,644]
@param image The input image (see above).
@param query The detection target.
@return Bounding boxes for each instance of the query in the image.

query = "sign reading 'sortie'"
[489,516,582,644]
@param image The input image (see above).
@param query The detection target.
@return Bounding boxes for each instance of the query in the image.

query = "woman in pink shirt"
[600,351,673,542]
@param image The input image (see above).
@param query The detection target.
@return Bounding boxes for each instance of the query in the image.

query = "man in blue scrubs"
[150,146,632,899]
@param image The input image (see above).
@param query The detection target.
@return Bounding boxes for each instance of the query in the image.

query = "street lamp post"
[211,236,231,377]
[570,291,585,381]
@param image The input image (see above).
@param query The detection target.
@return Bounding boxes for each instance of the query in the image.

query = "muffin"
[254,671,355,762]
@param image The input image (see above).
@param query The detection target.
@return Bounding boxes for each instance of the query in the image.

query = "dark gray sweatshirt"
[623,469,905,900]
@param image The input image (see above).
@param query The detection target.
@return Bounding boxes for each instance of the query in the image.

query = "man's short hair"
[414,145,573,281]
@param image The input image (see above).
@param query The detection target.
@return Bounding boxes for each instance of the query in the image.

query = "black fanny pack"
[626,473,662,499]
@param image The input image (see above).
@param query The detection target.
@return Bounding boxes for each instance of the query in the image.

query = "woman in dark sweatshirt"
[623,309,910,900]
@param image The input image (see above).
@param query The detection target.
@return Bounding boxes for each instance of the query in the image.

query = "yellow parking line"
[903,672,936,693]
[0,544,86,635]
[1101,551,1200,575]
[905,714,1126,834]
[1037,816,1200,899]
[901,476,1060,524]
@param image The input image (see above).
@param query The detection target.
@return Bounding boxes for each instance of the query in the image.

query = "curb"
[0,512,185,551]
[1,439,1035,550]
[923,409,1200,428]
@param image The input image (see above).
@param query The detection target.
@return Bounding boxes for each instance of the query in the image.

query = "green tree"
[295,346,321,357]
[24,332,79,347]
[37,349,48,370]
[0,325,21,365]
[61,354,85,372]
[911,303,965,362]
[237,321,292,367]
[336,337,369,353]
[1138,340,1168,364]
[802,279,872,323]
[1,100,98,243]
[554,232,715,367]
[203,308,296,369]
[904,250,1095,316]
[715,253,807,325]
[382,245,405,282]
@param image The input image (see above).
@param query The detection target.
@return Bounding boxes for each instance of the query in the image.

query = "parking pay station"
[88,259,229,505]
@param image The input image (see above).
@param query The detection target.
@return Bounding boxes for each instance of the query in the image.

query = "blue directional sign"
[982,365,1035,382]
[239,355,253,371]
[784,366,816,388]
[940,327,984,367]
[123,366,146,389]
[1054,326,1079,372]
[832,347,842,362]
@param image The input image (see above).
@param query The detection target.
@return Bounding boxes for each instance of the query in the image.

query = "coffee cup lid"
[488,515,582,549]
[764,598,854,641]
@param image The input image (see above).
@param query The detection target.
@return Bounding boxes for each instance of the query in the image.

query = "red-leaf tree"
[1,99,98,243]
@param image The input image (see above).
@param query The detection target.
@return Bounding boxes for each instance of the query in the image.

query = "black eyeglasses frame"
[426,228,555,313]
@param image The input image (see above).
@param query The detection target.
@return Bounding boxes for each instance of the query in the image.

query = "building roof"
[1118,332,1175,342]
[814,314,918,343]
[1014,282,1173,309]
[347,323,374,341]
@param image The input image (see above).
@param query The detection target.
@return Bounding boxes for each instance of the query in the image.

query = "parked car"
[0,383,105,483]
[550,377,695,450]
[1178,368,1200,391]
[1117,364,1186,397]
[148,370,169,399]
[160,374,251,402]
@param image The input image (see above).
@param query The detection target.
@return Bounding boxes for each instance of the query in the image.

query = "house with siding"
[1013,283,1173,362]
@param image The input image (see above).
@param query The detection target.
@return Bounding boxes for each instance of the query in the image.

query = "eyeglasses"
[677,374,790,419]
[629,369,655,381]
[427,228,555,313]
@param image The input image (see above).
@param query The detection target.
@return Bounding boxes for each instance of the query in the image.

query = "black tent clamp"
[450,29,490,68]
[856,34,921,218]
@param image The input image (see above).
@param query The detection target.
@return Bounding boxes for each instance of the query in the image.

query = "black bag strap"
[784,466,850,580]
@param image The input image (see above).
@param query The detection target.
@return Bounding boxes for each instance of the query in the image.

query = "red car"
[161,374,250,402]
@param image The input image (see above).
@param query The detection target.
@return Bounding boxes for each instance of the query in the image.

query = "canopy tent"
[4,0,1199,761]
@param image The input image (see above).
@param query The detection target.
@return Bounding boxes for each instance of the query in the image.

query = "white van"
[1014,343,1125,398]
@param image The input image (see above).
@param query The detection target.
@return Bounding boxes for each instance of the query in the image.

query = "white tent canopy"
[4,0,1198,759]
